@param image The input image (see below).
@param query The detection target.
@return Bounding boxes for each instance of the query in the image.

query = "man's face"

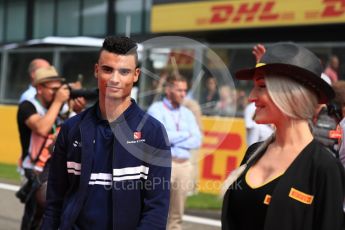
[331,56,339,70]
[37,80,62,107]
[95,50,140,101]
[206,78,217,92]
[166,80,188,107]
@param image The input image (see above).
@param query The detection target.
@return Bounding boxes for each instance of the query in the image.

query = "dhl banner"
[152,0,345,32]
[153,0,199,4]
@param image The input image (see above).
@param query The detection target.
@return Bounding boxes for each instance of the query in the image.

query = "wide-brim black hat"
[236,42,334,104]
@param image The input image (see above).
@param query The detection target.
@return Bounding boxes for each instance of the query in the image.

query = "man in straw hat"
[222,42,345,230]
[19,58,51,103]
[16,66,70,229]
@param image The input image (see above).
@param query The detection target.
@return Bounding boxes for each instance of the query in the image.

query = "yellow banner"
[197,116,247,194]
[0,105,21,165]
[152,0,345,32]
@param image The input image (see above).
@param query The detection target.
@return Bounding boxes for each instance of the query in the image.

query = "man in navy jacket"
[42,36,171,230]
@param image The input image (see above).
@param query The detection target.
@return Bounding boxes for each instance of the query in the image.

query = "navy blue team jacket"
[42,101,172,230]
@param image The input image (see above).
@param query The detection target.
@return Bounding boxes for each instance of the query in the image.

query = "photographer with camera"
[311,81,345,158]
[311,105,340,157]
[331,81,345,167]
[16,66,85,230]
[68,82,99,101]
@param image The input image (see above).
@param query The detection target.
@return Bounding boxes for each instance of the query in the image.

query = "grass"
[186,192,222,210]
[0,163,20,183]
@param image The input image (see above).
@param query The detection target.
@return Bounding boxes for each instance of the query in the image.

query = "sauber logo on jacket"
[127,131,145,144]
[133,131,141,140]
[289,188,314,204]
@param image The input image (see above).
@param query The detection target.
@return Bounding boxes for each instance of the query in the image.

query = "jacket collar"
[93,99,139,124]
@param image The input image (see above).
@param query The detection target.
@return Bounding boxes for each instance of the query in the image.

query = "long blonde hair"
[265,75,318,120]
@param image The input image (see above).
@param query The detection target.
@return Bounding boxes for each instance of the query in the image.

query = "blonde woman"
[221,42,345,230]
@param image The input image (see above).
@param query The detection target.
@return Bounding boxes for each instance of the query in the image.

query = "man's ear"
[94,63,99,79]
[134,68,140,83]
[36,85,43,95]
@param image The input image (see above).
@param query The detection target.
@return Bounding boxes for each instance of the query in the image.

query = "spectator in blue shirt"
[148,73,202,230]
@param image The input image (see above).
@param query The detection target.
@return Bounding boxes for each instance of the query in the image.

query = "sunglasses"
[42,84,61,92]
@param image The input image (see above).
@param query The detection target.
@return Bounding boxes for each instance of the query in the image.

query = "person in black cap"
[221,42,345,230]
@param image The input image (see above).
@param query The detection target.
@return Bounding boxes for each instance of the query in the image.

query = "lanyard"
[35,97,57,134]
[163,101,181,131]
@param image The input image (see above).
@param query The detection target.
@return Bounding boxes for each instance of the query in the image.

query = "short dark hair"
[99,36,139,66]
[165,72,187,87]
